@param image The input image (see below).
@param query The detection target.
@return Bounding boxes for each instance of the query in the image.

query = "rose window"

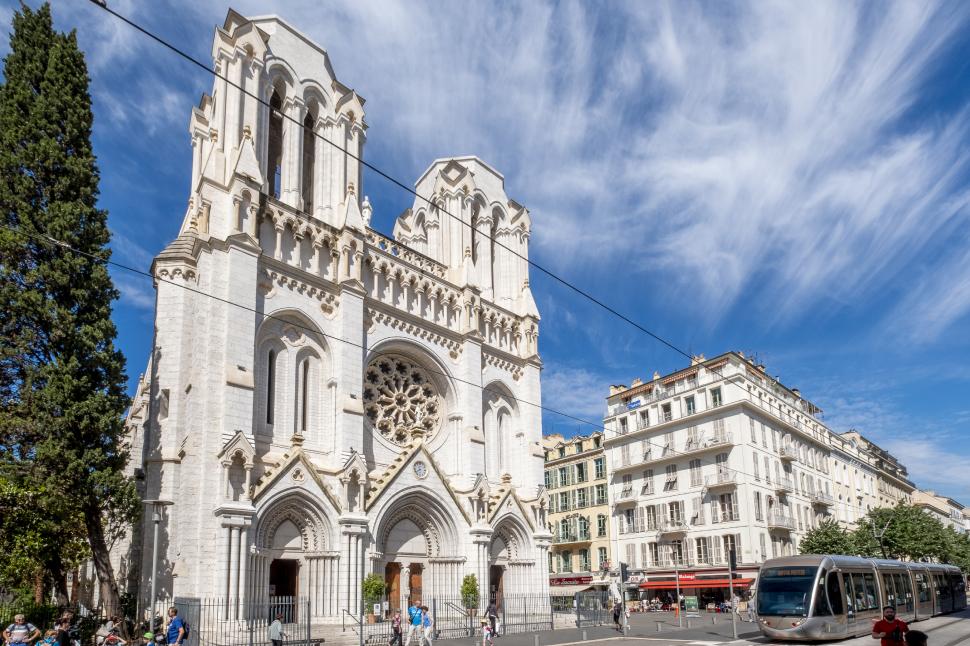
[363,354,442,445]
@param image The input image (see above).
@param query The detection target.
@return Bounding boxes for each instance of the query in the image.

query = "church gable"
[487,480,536,533]
[251,448,341,513]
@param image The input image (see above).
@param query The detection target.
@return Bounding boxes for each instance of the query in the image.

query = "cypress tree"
[0,2,138,610]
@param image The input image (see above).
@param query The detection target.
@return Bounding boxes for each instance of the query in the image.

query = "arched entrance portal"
[253,494,338,619]
[376,493,463,611]
[490,517,536,605]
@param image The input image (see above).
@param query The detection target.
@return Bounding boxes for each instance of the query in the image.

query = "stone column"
[471,528,491,611]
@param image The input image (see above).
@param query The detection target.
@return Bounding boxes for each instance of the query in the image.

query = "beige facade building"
[912,489,967,534]
[828,430,914,526]
[543,432,612,594]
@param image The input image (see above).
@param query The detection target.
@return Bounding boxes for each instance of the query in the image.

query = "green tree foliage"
[852,504,950,562]
[799,519,858,556]
[362,573,385,608]
[0,2,138,609]
[460,574,480,609]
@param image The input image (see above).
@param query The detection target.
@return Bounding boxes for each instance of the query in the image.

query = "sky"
[3,0,970,501]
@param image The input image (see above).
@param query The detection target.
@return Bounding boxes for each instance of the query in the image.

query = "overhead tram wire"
[4,223,879,516]
[81,0,689,362]
[79,0,820,443]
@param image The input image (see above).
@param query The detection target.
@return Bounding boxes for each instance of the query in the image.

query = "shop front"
[637,569,758,612]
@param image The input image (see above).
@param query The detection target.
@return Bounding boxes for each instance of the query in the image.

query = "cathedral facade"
[123,10,549,618]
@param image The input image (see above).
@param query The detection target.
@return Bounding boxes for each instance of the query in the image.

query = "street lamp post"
[144,499,174,620]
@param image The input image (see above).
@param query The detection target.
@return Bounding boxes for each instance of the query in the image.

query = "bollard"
[582,631,587,641]
[712,615,717,624]
[656,622,662,632]
[534,635,539,646]
[686,619,692,628]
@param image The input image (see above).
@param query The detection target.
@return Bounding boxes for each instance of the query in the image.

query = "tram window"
[851,573,867,611]
[826,571,844,615]
[882,573,896,608]
[915,573,930,603]
[950,574,965,594]
[895,574,913,611]
[863,573,879,610]
[813,569,831,616]
[938,575,951,600]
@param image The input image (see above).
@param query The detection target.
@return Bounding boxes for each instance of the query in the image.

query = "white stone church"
[119,9,550,619]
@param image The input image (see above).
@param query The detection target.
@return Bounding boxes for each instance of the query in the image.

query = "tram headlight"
[790,619,805,627]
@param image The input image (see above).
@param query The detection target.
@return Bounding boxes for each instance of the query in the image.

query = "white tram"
[756,555,967,641]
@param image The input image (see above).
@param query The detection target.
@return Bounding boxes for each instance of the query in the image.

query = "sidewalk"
[442,611,760,646]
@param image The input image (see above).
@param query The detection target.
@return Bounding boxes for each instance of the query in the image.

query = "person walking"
[486,601,498,638]
[872,606,908,646]
[405,601,422,646]
[5,614,41,646]
[480,619,493,646]
[165,608,185,646]
[388,610,403,646]
[612,600,623,632]
[268,613,286,646]
[420,606,434,646]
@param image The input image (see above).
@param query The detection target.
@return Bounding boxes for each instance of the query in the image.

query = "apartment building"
[912,490,967,534]
[603,352,839,601]
[543,432,613,594]
[829,431,914,525]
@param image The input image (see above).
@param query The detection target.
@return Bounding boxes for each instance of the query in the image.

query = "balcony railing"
[703,468,738,492]
[554,532,592,545]
[775,476,794,493]
[618,487,634,500]
[616,432,735,474]
[767,512,796,530]
[811,491,835,506]
[657,519,689,535]
[779,445,798,462]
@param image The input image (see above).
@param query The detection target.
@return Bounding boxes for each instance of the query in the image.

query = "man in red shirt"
[872,606,908,646]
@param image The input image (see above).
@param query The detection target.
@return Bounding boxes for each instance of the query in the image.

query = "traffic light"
[620,562,629,582]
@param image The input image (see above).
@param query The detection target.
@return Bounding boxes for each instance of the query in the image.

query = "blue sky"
[5,0,970,500]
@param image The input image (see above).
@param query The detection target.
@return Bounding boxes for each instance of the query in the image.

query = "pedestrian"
[480,619,493,646]
[56,618,72,646]
[388,610,402,646]
[4,614,41,646]
[420,606,434,646]
[872,605,908,646]
[165,608,185,646]
[268,613,286,646]
[42,630,58,646]
[746,600,756,623]
[405,600,422,646]
[612,600,623,632]
[904,631,927,646]
[486,600,498,638]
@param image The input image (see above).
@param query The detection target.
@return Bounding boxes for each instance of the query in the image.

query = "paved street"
[443,608,970,646]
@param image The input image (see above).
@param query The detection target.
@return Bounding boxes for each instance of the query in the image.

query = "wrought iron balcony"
[774,476,794,494]
[810,491,835,507]
[657,519,689,535]
[779,445,798,462]
[703,468,738,493]
[767,512,796,531]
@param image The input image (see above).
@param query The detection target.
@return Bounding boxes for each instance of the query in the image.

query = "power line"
[75,0,821,458]
[80,0,690,362]
[4,223,886,515]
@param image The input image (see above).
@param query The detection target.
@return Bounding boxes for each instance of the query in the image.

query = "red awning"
[640,577,754,590]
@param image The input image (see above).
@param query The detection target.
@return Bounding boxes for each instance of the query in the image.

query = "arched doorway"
[490,517,537,604]
[375,491,463,610]
[253,494,337,619]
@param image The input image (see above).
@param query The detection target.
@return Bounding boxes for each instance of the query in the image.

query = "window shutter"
[735,534,742,563]
[712,536,723,564]
[710,499,719,524]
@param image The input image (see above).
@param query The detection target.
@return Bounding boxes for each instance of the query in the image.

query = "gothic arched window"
[268,90,284,198]
[302,112,315,212]
[300,358,310,433]
[266,349,276,425]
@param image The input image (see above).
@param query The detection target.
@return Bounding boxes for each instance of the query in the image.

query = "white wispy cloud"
[58,0,970,342]
[114,272,155,311]
[882,437,970,502]
[540,363,611,434]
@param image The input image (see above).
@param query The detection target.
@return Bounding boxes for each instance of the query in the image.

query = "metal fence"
[144,598,312,646]
[575,590,612,628]
[353,595,552,645]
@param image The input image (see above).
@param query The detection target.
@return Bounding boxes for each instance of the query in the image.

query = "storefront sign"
[678,572,696,581]
[626,401,642,410]
[551,576,593,585]
[626,575,642,584]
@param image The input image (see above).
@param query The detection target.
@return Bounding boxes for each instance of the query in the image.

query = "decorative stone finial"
[347,182,356,196]
[243,125,252,139]
[501,473,512,485]
[291,432,305,448]
[409,427,427,444]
